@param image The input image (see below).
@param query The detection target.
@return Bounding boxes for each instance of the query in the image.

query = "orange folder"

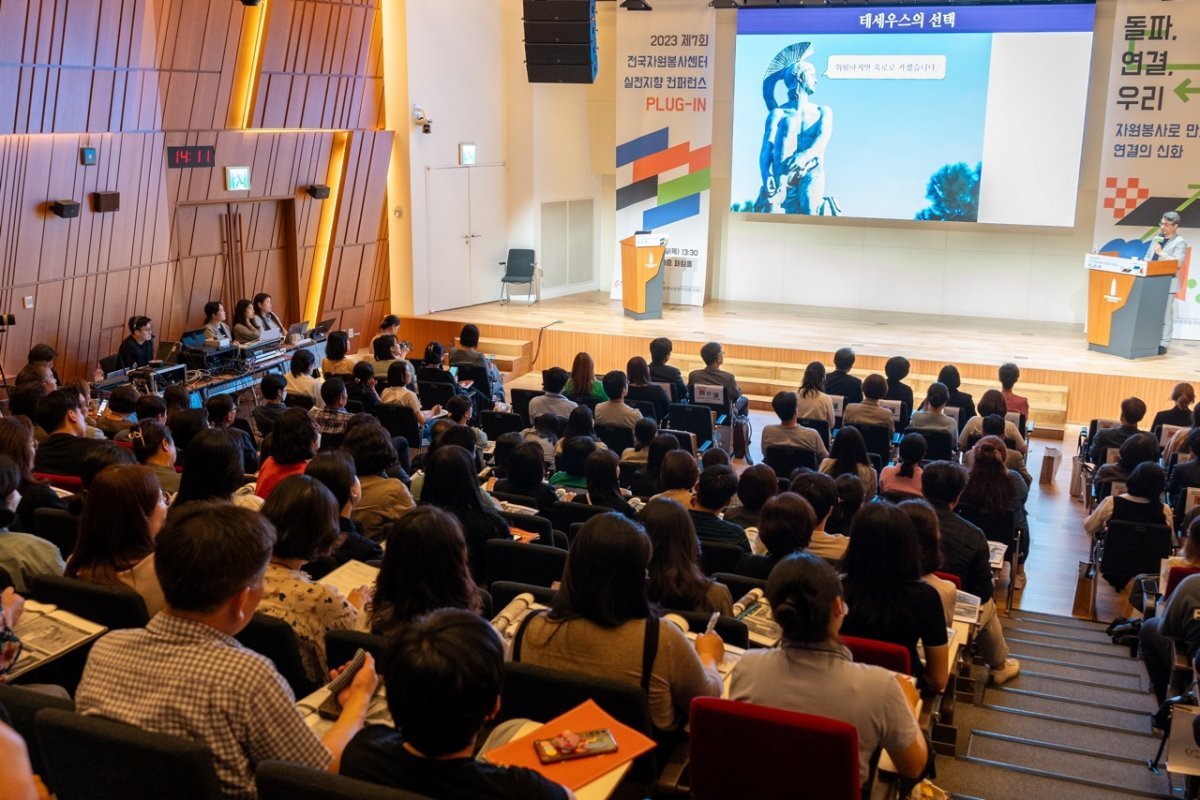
[482,700,656,790]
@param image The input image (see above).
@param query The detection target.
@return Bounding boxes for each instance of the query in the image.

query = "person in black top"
[340,608,568,800]
[884,356,914,429]
[301,451,383,578]
[493,441,559,514]
[937,365,975,432]
[1151,382,1195,432]
[648,337,688,404]
[625,356,671,421]
[421,445,509,583]
[573,449,636,517]
[737,492,815,580]
[346,361,381,415]
[689,464,750,553]
[1088,396,1147,464]
[117,315,154,369]
[824,347,863,405]
[205,394,258,474]
[1169,428,1200,522]
[33,390,108,476]
[629,434,679,499]
[253,374,289,438]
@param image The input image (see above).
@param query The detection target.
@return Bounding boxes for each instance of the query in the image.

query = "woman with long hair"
[345,421,415,541]
[573,449,636,517]
[285,348,324,408]
[420,445,508,581]
[728,553,929,786]
[795,361,835,430]
[302,451,381,578]
[880,432,926,497]
[899,498,956,626]
[958,389,1026,455]
[640,497,732,615]
[819,425,877,498]
[171,429,260,511]
[0,416,66,531]
[563,352,605,400]
[493,441,559,514]
[368,506,484,638]
[512,513,724,732]
[371,332,412,382]
[232,299,259,344]
[840,503,950,693]
[256,408,319,499]
[960,437,1029,576]
[252,292,284,337]
[625,356,670,421]
[629,433,679,498]
[66,465,168,615]
[737,492,815,580]
[346,360,381,415]
[937,364,975,429]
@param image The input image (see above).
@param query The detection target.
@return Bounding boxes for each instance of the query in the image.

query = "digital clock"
[166,146,216,169]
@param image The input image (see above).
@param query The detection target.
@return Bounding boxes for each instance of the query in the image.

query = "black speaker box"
[92,191,120,213]
[524,0,596,83]
[307,184,331,200]
[50,200,80,219]
[523,0,593,21]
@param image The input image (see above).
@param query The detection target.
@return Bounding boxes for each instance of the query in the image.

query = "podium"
[1085,253,1178,359]
[620,233,667,320]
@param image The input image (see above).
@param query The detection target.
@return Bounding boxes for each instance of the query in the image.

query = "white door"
[426,168,472,312]
[467,165,507,306]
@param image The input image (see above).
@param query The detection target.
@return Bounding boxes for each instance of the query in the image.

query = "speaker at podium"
[620,231,668,320]
[1084,252,1178,359]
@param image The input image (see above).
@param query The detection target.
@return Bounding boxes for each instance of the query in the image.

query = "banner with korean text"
[1095,1,1200,339]
[612,0,715,306]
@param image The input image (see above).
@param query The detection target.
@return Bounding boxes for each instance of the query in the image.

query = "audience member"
[232,299,259,344]
[1163,405,1200,466]
[901,499,956,626]
[321,331,357,377]
[117,315,154,368]
[252,292,285,337]
[998,362,1029,418]
[113,392,167,445]
[379,360,432,420]
[1152,382,1195,431]
[549,434,596,489]
[302,451,382,577]
[15,361,56,395]
[729,553,928,785]
[630,433,680,498]
[66,464,168,615]
[701,448,729,470]
[1141,571,1200,706]
[527,367,576,420]
[724,463,777,529]
[884,356,914,428]
[738,492,815,580]
[203,301,231,342]
[256,408,319,499]
[449,323,504,403]
[0,417,67,532]
[172,429,260,511]
[641,497,733,615]
[621,417,659,464]
[128,420,180,493]
[829,473,866,535]
[1088,397,1148,464]
[959,390,1026,455]
[819,426,878,499]
[909,382,958,437]
[564,351,605,400]
[689,464,750,553]
[310,377,351,439]
[625,356,671,421]
[493,442,560,514]
[761,391,828,459]
[1169,428,1200,521]
[345,422,414,541]
[880,433,926,497]
[164,384,209,452]
[824,347,863,405]
[8,381,49,435]
[687,341,747,415]
[62,383,107,441]
[445,395,486,450]
[95,384,140,436]
[285,348,324,408]
[33,389,107,475]
[649,336,688,403]
[795,361,836,431]
[259,475,362,684]
[372,333,412,383]
[421,445,508,581]
[789,470,847,561]
[25,342,59,382]
[960,436,1030,569]
[1085,461,1172,540]
[511,513,723,732]
[346,360,381,415]
[842,374,894,440]
[966,414,1033,485]
[253,373,289,437]
[76,502,378,797]
[937,365,975,431]
[573,449,636,517]
[0,455,64,592]
[206,394,258,473]
[372,314,403,348]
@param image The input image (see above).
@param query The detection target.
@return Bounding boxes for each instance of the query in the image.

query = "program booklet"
[9,601,106,680]
[732,588,782,647]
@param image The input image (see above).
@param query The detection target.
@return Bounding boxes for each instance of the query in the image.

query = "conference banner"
[1094,1,1200,338]
[612,0,715,306]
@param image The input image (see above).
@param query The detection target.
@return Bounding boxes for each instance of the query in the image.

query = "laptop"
[310,318,336,340]
[156,340,181,364]
[180,328,207,349]
[286,320,310,340]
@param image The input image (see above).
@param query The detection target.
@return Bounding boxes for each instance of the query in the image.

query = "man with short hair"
[253,373,289,437]
[690,464,751,553]
[921,461,1019,685]
[842,374,894,439]
[648,337,687,404]
[77,503,379,799]
[207,394,259,473]
[528,367,576,421]
[1088,397,1147,464]
[114,394,168,443]
[33,389,108,475]
[761,391,828,458]
[788,471,846,561]
[310,377,351,438]
[824,347,862,405]
[446,394,487,448]
[594,371,643,430]
[998,362,1028,418]
[14,361,56,392]
[1147,211,1189,353]
[340,609,569,800]
[449,323,505,403]
[687,341,747,416]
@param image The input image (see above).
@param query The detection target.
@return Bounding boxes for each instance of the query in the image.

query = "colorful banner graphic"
[612,0,715,306]
[1094,1,1200,339]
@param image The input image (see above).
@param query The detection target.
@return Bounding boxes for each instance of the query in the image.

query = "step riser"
[965,735,1165,796]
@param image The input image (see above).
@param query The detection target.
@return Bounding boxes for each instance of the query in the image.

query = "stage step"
[478,337,532,380]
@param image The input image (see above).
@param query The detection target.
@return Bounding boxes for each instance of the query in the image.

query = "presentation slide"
[730,6,1095,227]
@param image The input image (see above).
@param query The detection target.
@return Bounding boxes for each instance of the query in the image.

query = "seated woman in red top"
[256,408,319,499]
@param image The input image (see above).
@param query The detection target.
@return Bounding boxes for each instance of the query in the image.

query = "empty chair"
[700,540,746,577]
[374,403,422,448]
[256,761,433,800]
[98,354,123,376]
[548,499,609,533]
[510,388,544,425]
[37,708,223,800]
[483,539,566,588]
[234,612,318,698]
[324,629,389,673]
[0,684,74,785]
[416,381,455,411]
[907,427,954,461]
[840,635,911,674]
[594,423,635,454]
[499,248,539,305]
[763,445,818,478]
[33,507,81,557]
[480,410,524,441]
[30,574,149,630]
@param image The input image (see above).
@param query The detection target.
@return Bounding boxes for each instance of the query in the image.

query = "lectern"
[1085,253,1178,359]
[620,233,667,320]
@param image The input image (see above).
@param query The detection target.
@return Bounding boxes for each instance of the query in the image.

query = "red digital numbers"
[167,146,216,169]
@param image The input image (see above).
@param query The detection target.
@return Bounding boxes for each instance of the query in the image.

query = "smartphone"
[533,729,618,764]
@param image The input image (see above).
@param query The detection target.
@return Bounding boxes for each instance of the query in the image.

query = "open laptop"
[156,340,181,364]
[180,328,207,349]
[309,318,336,340]
[287,320,310,340]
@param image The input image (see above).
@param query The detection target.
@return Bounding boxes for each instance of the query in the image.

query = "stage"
[401,293,1200,434]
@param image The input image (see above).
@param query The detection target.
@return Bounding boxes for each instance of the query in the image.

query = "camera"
[413,106,433,135]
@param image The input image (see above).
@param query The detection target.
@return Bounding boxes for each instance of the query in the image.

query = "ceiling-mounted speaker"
[50,200,80,219]
[523,0,598,84]
[307,184,331,200]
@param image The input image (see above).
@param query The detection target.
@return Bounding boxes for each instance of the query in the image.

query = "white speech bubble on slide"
[824,55,947,80]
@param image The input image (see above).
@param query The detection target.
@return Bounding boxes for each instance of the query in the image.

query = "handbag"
[1071,560,1096,619]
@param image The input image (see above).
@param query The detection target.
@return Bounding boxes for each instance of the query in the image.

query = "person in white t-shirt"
[380,361,441,423]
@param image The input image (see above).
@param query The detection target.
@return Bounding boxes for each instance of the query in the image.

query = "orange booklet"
[482,700,655,790]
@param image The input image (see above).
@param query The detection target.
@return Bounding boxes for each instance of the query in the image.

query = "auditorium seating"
[256,761,432,800]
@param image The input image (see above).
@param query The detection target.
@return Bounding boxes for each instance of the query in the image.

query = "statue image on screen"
[756,42,835,216]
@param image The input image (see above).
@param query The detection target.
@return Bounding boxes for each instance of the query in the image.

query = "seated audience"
[689,464,750,553]
[1170,428,1200,521]
[117,315,154,368]
[340,609,568,800]
[880,433,926,497]
[63,383,107,441]
[493,442,560,514]
[549,434,596,489]
[572,449,636,517]
[114,392,168,445]
[66,464,168,615]
[842,373,894,440]
[922,461,1020,684]
[252,292,285,337]
[1085,461,1173,540]
[621,417,658,465]
[163,384,209,452]
[884,355,914,428]
[206,394,258,473]
[967,414,1034,485]
[959,390,1027,455]
[1152,382,1195,431]
[33,389,108,475]
[0,455,64,592]
[0,417,67,532]
[728,553,929,785]
[909,382,958,438]
[527,366,576,421]
[422,341,493,412]
[641,497,733,615]
[789,470,847,561]
[938,364,976,431]
[345,422,415,541]
[253,373,289,437]
[819,425,878,499]
[594,370,642,429]
[651,448,697,506]
[231,299,259,344]
[202,300,231,342]
[762,391,829,459]
[829,474,865,535]
[420,445,508,581]
[1088,396,1148,464]
[1141,571,1200,706]
[259,475,362,684]
[446,395,486,448]
[285,348,324,407]
[25,342,59,382]
[8,381,49,439]
[310,377,351,439]
[625,356,671,421]
[372,333,412,383]
[701,448,729,470]
[449,323,505,403]
[512,513,724,732]
[346,361,381,415]
[960,437,1030,580]
[563,351,605,400]
[172,429,260,511]
[649,336,688,403]
[128,420,180,493]
[795,361,835,431]
[840,503,949,693]
[256,408,319,499]
[96,384,140,436]
[738,492,815,579]
[824,347,863,405]
[687,341,747,415]
[556,406,604,453]
[724,463,777,529]
[998,362,1029,418]
[76,503,378,797]
[630,433,679,498]
[901,499,956,626]
[372,314,402,348]
[302,451,382,577]
[380,359,440,421]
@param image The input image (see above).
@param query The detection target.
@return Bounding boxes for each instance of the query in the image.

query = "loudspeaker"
[92,191,120,213]
[307,184,331,200]
[523,0,597,84]
[50,200,80,219]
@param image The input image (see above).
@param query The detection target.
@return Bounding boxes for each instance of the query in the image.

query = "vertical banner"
[612,0,715,306]
[1094,2,1200,338]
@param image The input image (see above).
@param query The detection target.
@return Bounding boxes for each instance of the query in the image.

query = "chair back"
[797,418,831,448]
[455,364,492,401]
[1164,566,1200,601]
[32,472,84,493]
[956,504,1017,551]
[510,388,544,425]
[484,539,567,588]
[595,423,635,453]
[324,629,389,673]
[416,381,455,411]
[1100,520,1174,590]
[763,445,817,478]
[668,404,716,451]
[481,410,524,441]
[375,403,421,446]
[345,399,365,415]
[664,610,750,649]
[688,698,860,800]
[36,708,223,800]
[933,571,962,590]
[498,510,556,547]
[283,394,314,411]
[33,508,81,557]
[878,399,906,429]
[0,685,73,785]
[256,760,433,800]
[699,540,745,576]
[98,354,123,375]
[30,574,149,630]
[501,249,536,280]
[489,581,558,610]
[630,399,659,421]
[713,572,767,604]
[829,395,845,425]
[690,383,731,421]
[906,427,954,461]
[549,499,610,533]
[845,423,891,468]
[234,613,319,698]
[841,635,911,674]
[489,490,540,509]
[660,426,699,456]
